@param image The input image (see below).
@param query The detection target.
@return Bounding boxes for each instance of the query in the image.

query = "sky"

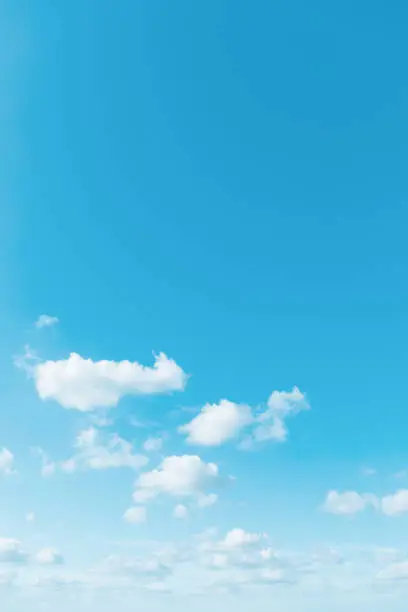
[1,0,408,610]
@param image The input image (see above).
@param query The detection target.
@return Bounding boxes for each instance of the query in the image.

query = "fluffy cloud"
[33,352,187,411]
[322,491,377,515]
[36,548,64,565]
[323,489,408,517]
[133,455,221,504]
[173,504,188,519]
[180,387,309,448]
[123,506,147,524]
[251,387,309,443]
[381,490,408,516]
[143,437,163,452]
[61,427,148,473]
[198,528,279,582]
[199,528,265,557]
[0,539,27,564]
[0,448,15,476]
[221,528,264,550]
[35,314,59,329]
[179,400,253,446]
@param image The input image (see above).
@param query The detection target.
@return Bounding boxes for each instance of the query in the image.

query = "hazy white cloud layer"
[36,547,64,565]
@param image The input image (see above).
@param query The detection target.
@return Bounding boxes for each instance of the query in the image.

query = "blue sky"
[1,0,408,610]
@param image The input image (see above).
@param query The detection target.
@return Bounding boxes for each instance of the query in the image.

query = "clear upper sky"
[1,1,408,610]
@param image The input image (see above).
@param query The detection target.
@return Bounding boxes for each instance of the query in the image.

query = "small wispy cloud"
[0,448,16,476]
[13,344,40,375]
[361,466,377,477]
[35,314,59,329]
[31,447,56,477]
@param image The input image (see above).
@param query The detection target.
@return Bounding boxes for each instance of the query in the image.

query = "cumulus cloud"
[198,528,281,584]
[322,491,378,515]
[123,506,147,524]
[173,504,188,519]
[381,490,408,516]
[36,548,64,565]
[133,455,221,504]
[35,314,59,329]
[251,387,309,444]
[180,387,309,448]
[61,427,148,473]
[0,539,27,564]
[33,352,188,411]
[221,528,264,551]
[323,489,408,517]
[0,448,15,476]
[179,400,253,446]
[199,528,265,557]
[143,437,163,452]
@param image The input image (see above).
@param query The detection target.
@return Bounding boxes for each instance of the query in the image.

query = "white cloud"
[323,489,408,517]
[98,552,174,582]
[377,561,408,581]
[180,387,309,448]
[123,506,147,524]
[36,547,64,565]
[361,466,377,477]
[209,553,229,569]
[322,491,378,515]
[173,504,188,519]
[13,344,41,376]
[25,512,35,523]
[221,528,264,550]
[41,462,55,477]
[143,437,163,452]
[133,455,221,504]
[251,387,309,443]
[33,352,188,411]
[381,490,408,516]
[179,400,253,446]
[32,447,55,477]
[0,538,27,563]
[197,493,218,508]
[198,528,275,581]
[35,314,59,329]
[0,448,15,476]
[61,427,148,473]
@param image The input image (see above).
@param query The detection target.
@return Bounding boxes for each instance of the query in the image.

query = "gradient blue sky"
[1,1,408,610]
